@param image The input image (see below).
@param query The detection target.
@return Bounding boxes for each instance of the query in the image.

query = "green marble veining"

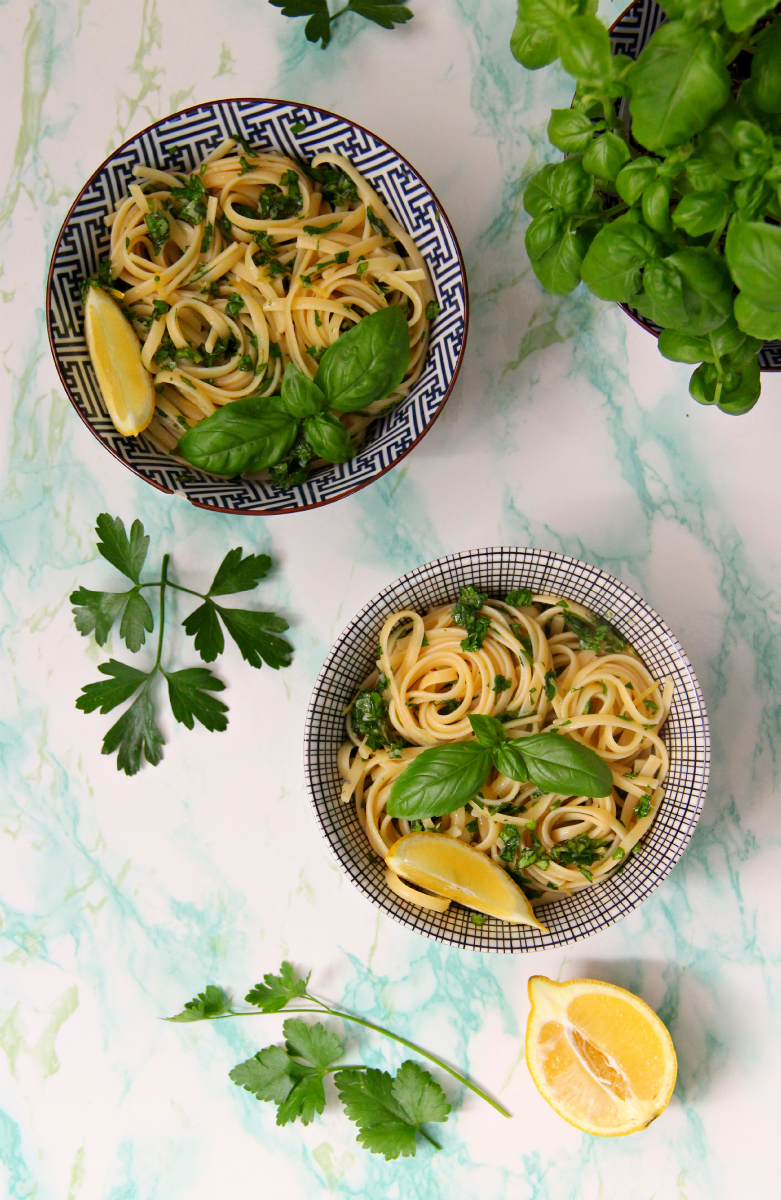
[1,0,780,1196]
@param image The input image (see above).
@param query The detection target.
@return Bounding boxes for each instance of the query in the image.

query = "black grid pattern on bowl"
[47,99,468,514]
[304,548,710,953]
[608,0,781,370]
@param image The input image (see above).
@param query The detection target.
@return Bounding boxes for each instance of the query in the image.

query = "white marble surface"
[2,0,781,1196]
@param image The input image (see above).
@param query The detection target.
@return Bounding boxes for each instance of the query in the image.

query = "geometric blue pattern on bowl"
[47,99,469,514]
[304,547,710,953]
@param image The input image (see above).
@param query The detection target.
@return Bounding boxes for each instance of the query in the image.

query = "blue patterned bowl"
[46,99,468,515]
[305,548,710,953]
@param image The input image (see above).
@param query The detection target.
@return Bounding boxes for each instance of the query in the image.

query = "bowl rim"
[303,546,711,952]
[46,96,470,516]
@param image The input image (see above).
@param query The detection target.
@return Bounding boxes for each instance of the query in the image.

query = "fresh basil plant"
[178,307,410,478]
[512,0,781,414]
[385,714,613,821]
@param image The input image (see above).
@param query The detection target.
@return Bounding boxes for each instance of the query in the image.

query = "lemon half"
[526,976,677,1136]
[385,832,547,929]
[84,285,155,437]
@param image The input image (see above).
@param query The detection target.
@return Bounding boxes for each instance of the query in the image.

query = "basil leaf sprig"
[511,0,781,415]
[269,0,414,51]
[71,514,292,776]
[166,961,509,1159]
[386,715,613,821]
[177,306,409,479]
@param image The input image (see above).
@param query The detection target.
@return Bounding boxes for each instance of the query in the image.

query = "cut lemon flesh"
[85,285,155,437]
[526,976,677,1136]
[385,833,547,928]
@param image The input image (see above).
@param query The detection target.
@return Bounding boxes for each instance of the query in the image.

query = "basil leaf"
[523,163,557,217]
[635,248,733,337]
[547,109,598,154]
[548,156,593,214]
[315,307,409,412]
[558,15,612,88]
[750,18,781,113]
[467,714,506,750]
[302,413,353,463]
[525,211,565,262]
[689,356,761,414]
[721,0,775,35]
[178,398,299,477]
[734,291,781,340]
[615,156,658,205]
[511,19,559,69]
[672,191,731,237]
[657,329,716,364]
[385,744,492,820]
[641,178,673,235]
[725,217,781,312]
[508,733,613,797]
[581,132,630,181]
[532,228,588,295]
[627,23,730,152]
[279,361,328,418]
[492,743,530,783]
[580,216,659,303]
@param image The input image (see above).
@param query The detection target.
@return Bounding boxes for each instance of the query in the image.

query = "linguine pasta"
[338,592,674,913]
[102,138,435,469]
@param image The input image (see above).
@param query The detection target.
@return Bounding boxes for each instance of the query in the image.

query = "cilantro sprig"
[71,514,292,776]
[269,0,413,49]
[167,962,509,1158]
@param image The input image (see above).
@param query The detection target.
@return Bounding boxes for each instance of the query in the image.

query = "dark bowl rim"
[46,96,470,516]
[302,546,711,952]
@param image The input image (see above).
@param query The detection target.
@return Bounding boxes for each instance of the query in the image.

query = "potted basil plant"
[512,0,781,414]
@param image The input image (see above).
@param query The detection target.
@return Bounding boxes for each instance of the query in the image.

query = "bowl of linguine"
[47,99,467,515]
[304,546,710,952]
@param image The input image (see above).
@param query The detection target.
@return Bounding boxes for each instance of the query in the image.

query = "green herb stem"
[155,553,170,669]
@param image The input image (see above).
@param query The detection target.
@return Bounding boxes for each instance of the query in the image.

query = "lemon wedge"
[526,976,677,1136]
[84,285,155,437]
[384,832,547,928]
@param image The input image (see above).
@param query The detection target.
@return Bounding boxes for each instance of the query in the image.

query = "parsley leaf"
[95,513,149,582]
[348,0,414,29]
[71,587,136,648]
[498,822,521,862]
[164,667,228,731]
[303,221,341,235]
[635,793,652,819]
[425,300,441,320]
[336,1060,448,1160]
[166,985,232,1022]
[183,602,292,669]
[200,222,213,252]
[225,292,244,316]
[101,683,165,775]
[494,674,512,694]
[307,163,359,205]
[245,962,310,1011]
[451,586,491,652]
[352,675,406,751]
[544,670,557,702]
[76,659,151,715]
[270,0,412,48]
[231,1018,344,1126]
[505,588,534,607]
[367,206,390,237]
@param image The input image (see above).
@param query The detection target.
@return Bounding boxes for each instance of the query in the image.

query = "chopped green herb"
[367,206,391,238]
[425,300,441,321]
[352,675,405,752]
[564,611,627,655]
[356,256,369,277]
[201,223,213,253]
[498,823,521,863]
[145,211,170,253]
[635,794,652,820]
[505,588,534,608]
[303,221,341,236]
[452,587,490,653]
[470,914,487,926]
[170,173,207,224]
[152,299,170,318]
[237,355,254,373]
[493,675,512,695]
[544,670,557,702]
[612,847,626,860]
[291,121,307,134]
[306,344,326,362]
[225,293,244,316]
[239,155,256,175]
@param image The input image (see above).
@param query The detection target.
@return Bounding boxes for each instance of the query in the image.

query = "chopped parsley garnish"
[258,178,301,221]
[239,155,256,175]
[225,293,244,316]
[367,206,390,237]
[437,699,459,716]
[425,300,441,321]
[635,794,652,819]
[145,211,170,253]
[170,174,207,224]
[356,257,369,276]
[505,588,534,608]
[510,623,534,666]
[307,163,359,206]
[269,342,282,359]
[268,438,313,488]
[306,344,326,362]
[152,299,170,318]
[232,133,253,154]
[613,847,626,860]
[290,121,307,134]
[218,214,233,238]
[498,823,521,863]
[493,675,512,694]
[237,355,254,373]
[352,676,405,752]
[544,670,557,702]
[303,221,341,236]
[200,223,213,253]
[564,611,627,655]
[470,914,487,926]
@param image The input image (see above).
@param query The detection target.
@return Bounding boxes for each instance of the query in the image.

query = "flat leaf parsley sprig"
[269,0,413,49]
[71,514,292,776]
[167,962,510,1159]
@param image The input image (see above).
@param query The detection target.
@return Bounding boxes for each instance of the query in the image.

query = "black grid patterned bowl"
[46,98,468,515]
[304,548,710,952]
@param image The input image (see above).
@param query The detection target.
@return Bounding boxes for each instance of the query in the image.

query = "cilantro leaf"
[207,548,273,596]
[245,962,310,1011]
[167,985,231,1022]
[283,1018,343,1069]
[95,513,149,583]
[215,607,293,669]
[348,0,413,28]
[101,684,165,775]
[76,659,150,714]
[71,586,133,646]
[164,667,228,732]
[336,1060,447,1160]
[181,601,225,662]
[119,589,155,653]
